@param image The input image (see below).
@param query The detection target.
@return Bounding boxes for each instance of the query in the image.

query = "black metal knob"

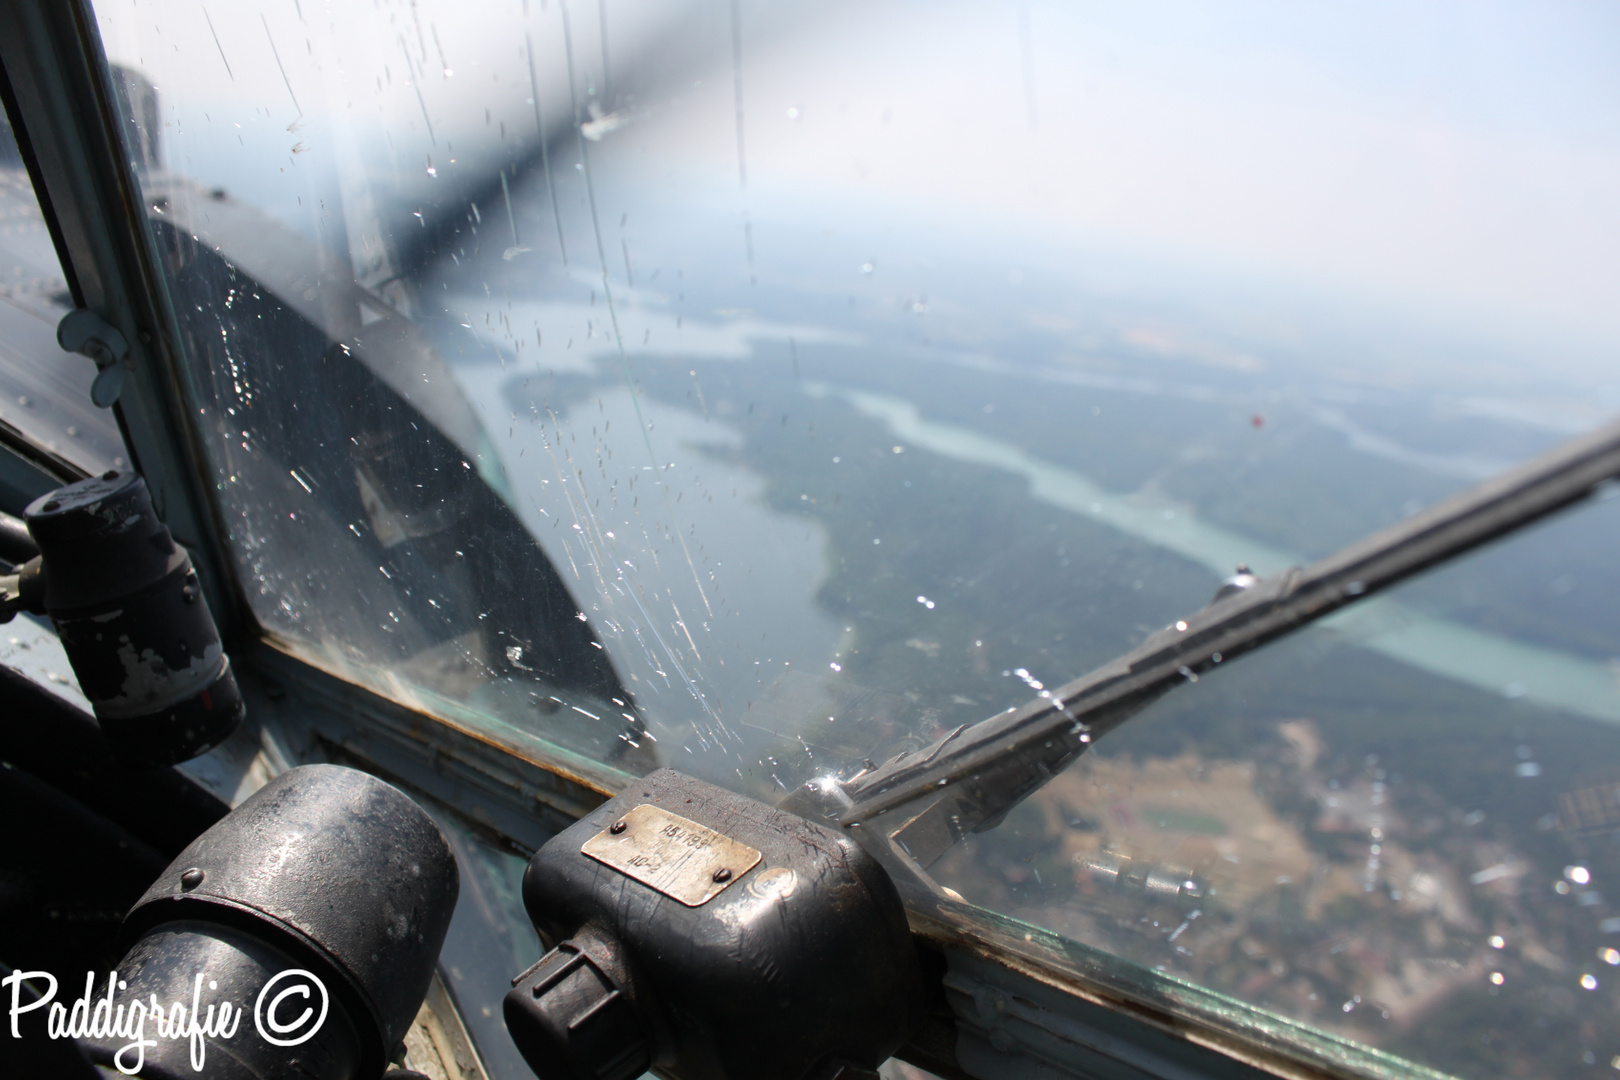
[505,928,653,1080]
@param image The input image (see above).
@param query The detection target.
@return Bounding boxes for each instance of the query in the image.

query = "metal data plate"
[582,804,762,906]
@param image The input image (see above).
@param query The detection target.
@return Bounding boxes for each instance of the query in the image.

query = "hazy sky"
[653,0,1620,350]
[94,0,1620,350]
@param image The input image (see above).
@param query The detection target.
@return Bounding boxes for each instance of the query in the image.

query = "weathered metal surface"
[512,769,925,1080]
[582,803,761,907]
[401,972,493,1080]
[21,470,243,762]
[120,764,460,1079]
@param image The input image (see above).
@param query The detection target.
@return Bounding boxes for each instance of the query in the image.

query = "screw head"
[180,868,205,890]
[609,820,627,834]
[712,868,732,884]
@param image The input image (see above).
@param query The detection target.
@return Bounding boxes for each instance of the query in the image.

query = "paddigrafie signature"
[3,966,328,1074]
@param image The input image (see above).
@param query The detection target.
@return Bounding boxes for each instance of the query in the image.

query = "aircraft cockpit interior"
[2,3,1619,1079]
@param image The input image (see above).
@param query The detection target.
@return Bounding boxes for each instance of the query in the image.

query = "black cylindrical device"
[23,470,243,765]
[77,764,461,1079]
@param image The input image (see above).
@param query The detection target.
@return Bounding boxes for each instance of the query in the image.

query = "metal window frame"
[0,0,244,634]
[0,3,1482,1079]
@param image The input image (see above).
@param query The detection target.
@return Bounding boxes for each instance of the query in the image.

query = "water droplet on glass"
[1580,974,1599,990]
[1174,621,1188,632]
[1489,972,1505,985]
[1490,935,1505,949]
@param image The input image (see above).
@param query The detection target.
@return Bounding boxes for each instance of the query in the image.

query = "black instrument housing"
[507,768,925,1080]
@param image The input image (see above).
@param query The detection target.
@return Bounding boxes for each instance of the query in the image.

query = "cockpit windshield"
[72,2,1620,1076]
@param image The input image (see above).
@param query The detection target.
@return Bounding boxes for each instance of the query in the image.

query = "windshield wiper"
[788,414,1620,876]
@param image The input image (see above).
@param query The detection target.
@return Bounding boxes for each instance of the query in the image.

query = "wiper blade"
[824,414,1620,871]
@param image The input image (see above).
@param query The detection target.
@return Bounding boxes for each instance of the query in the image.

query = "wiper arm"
[807,414,1620,874]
